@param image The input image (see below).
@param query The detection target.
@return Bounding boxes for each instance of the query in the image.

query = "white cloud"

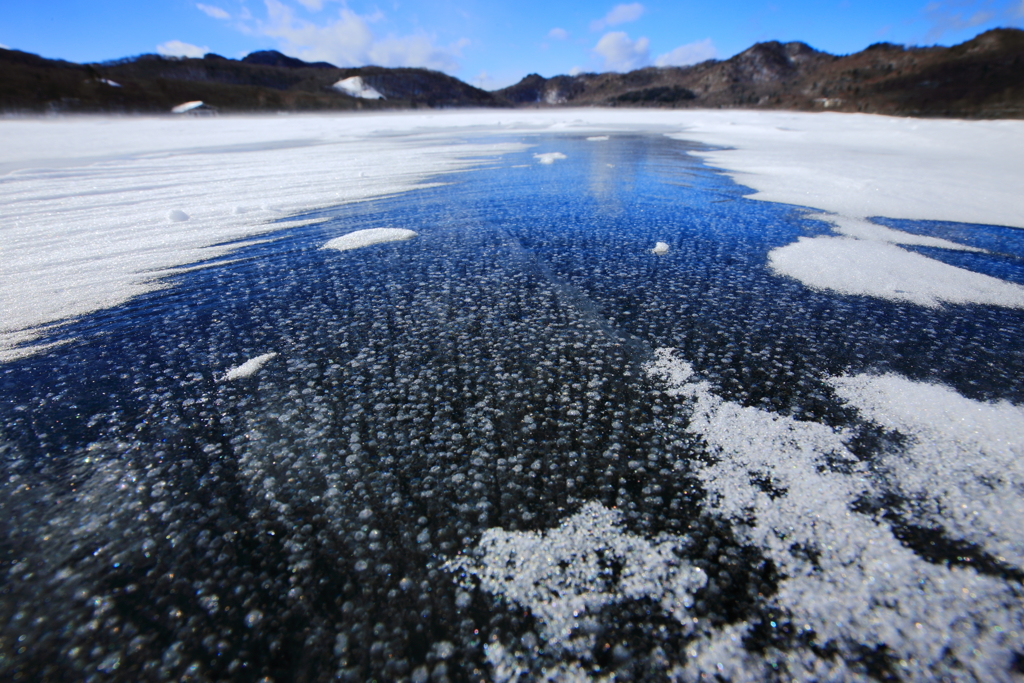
[295,0,323,9]
[590,3,645,31]
[257,0,464,72]
[548,27,569,40]
[593,31,650,71]
[654,38,717,67]
[569,66,583,76]
[196,3,230,20]
[156,40,210,58]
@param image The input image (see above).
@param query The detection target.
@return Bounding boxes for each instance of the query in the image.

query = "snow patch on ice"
[586,136,609,141]
[829,372,1024,569]
[646,348,1024,681]
[651,241,670,255]
[448,501,706,651]
[768,236,1024,308]
[534,152,567,164]
[167,209,190,222]
[222,352,278,381]
[322,228,417,252]
[811,213,986,252]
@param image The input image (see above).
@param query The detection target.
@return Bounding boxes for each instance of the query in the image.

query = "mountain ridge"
[2,28,1022,117]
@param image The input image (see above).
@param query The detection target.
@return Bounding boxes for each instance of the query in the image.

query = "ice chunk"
[534,152,567,164]
[322,228,418,252]
[331,76,385,100]
[167,210,190,222]
[222,352,278,381]
[651,241,669,255]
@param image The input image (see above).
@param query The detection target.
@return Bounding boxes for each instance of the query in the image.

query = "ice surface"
[222,352,278,381]
[3,110,1021,360]
[3,112,1023,681]
[322,228,418,251]
[331,76,385,100]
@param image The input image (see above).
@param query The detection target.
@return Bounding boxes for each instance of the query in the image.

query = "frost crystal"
[448,502,706,648]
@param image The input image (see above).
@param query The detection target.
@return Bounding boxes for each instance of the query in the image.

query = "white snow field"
[2,110,1022,360]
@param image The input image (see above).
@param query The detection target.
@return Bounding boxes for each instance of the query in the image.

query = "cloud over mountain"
[156,40,209,58]
[594,31,650,71]
[654,38,716,66]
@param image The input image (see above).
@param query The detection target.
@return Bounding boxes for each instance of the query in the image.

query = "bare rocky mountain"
[1,28,1022,117]
[498,28,1024,118]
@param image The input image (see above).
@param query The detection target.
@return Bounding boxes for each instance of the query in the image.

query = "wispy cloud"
[654,38,716,67]
[196,3,230,20]
[921,0,1006,40]
[590,3,645,31]
[593,31,650,71]
[294,0,324,10]
[257,0,466,73]
[548,27,569,40]
[156,40,210,58]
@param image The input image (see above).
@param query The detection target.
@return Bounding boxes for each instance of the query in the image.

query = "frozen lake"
[2,120,1024,682]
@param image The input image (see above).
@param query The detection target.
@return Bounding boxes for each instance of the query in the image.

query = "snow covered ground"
[2,110,1024,682]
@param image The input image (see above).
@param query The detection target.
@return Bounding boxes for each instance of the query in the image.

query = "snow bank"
[322,228,417,252]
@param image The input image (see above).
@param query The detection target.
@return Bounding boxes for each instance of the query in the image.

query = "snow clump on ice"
[322,228,418,252]
[222,352,278,381]
[534,152,567,164]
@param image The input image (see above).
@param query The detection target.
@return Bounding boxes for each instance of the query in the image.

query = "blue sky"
[2,1,1022,89]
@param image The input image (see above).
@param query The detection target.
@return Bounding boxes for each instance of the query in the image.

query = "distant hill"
[498,28,1024,118]
[0,49,502,113]
[2,28,1022,117]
